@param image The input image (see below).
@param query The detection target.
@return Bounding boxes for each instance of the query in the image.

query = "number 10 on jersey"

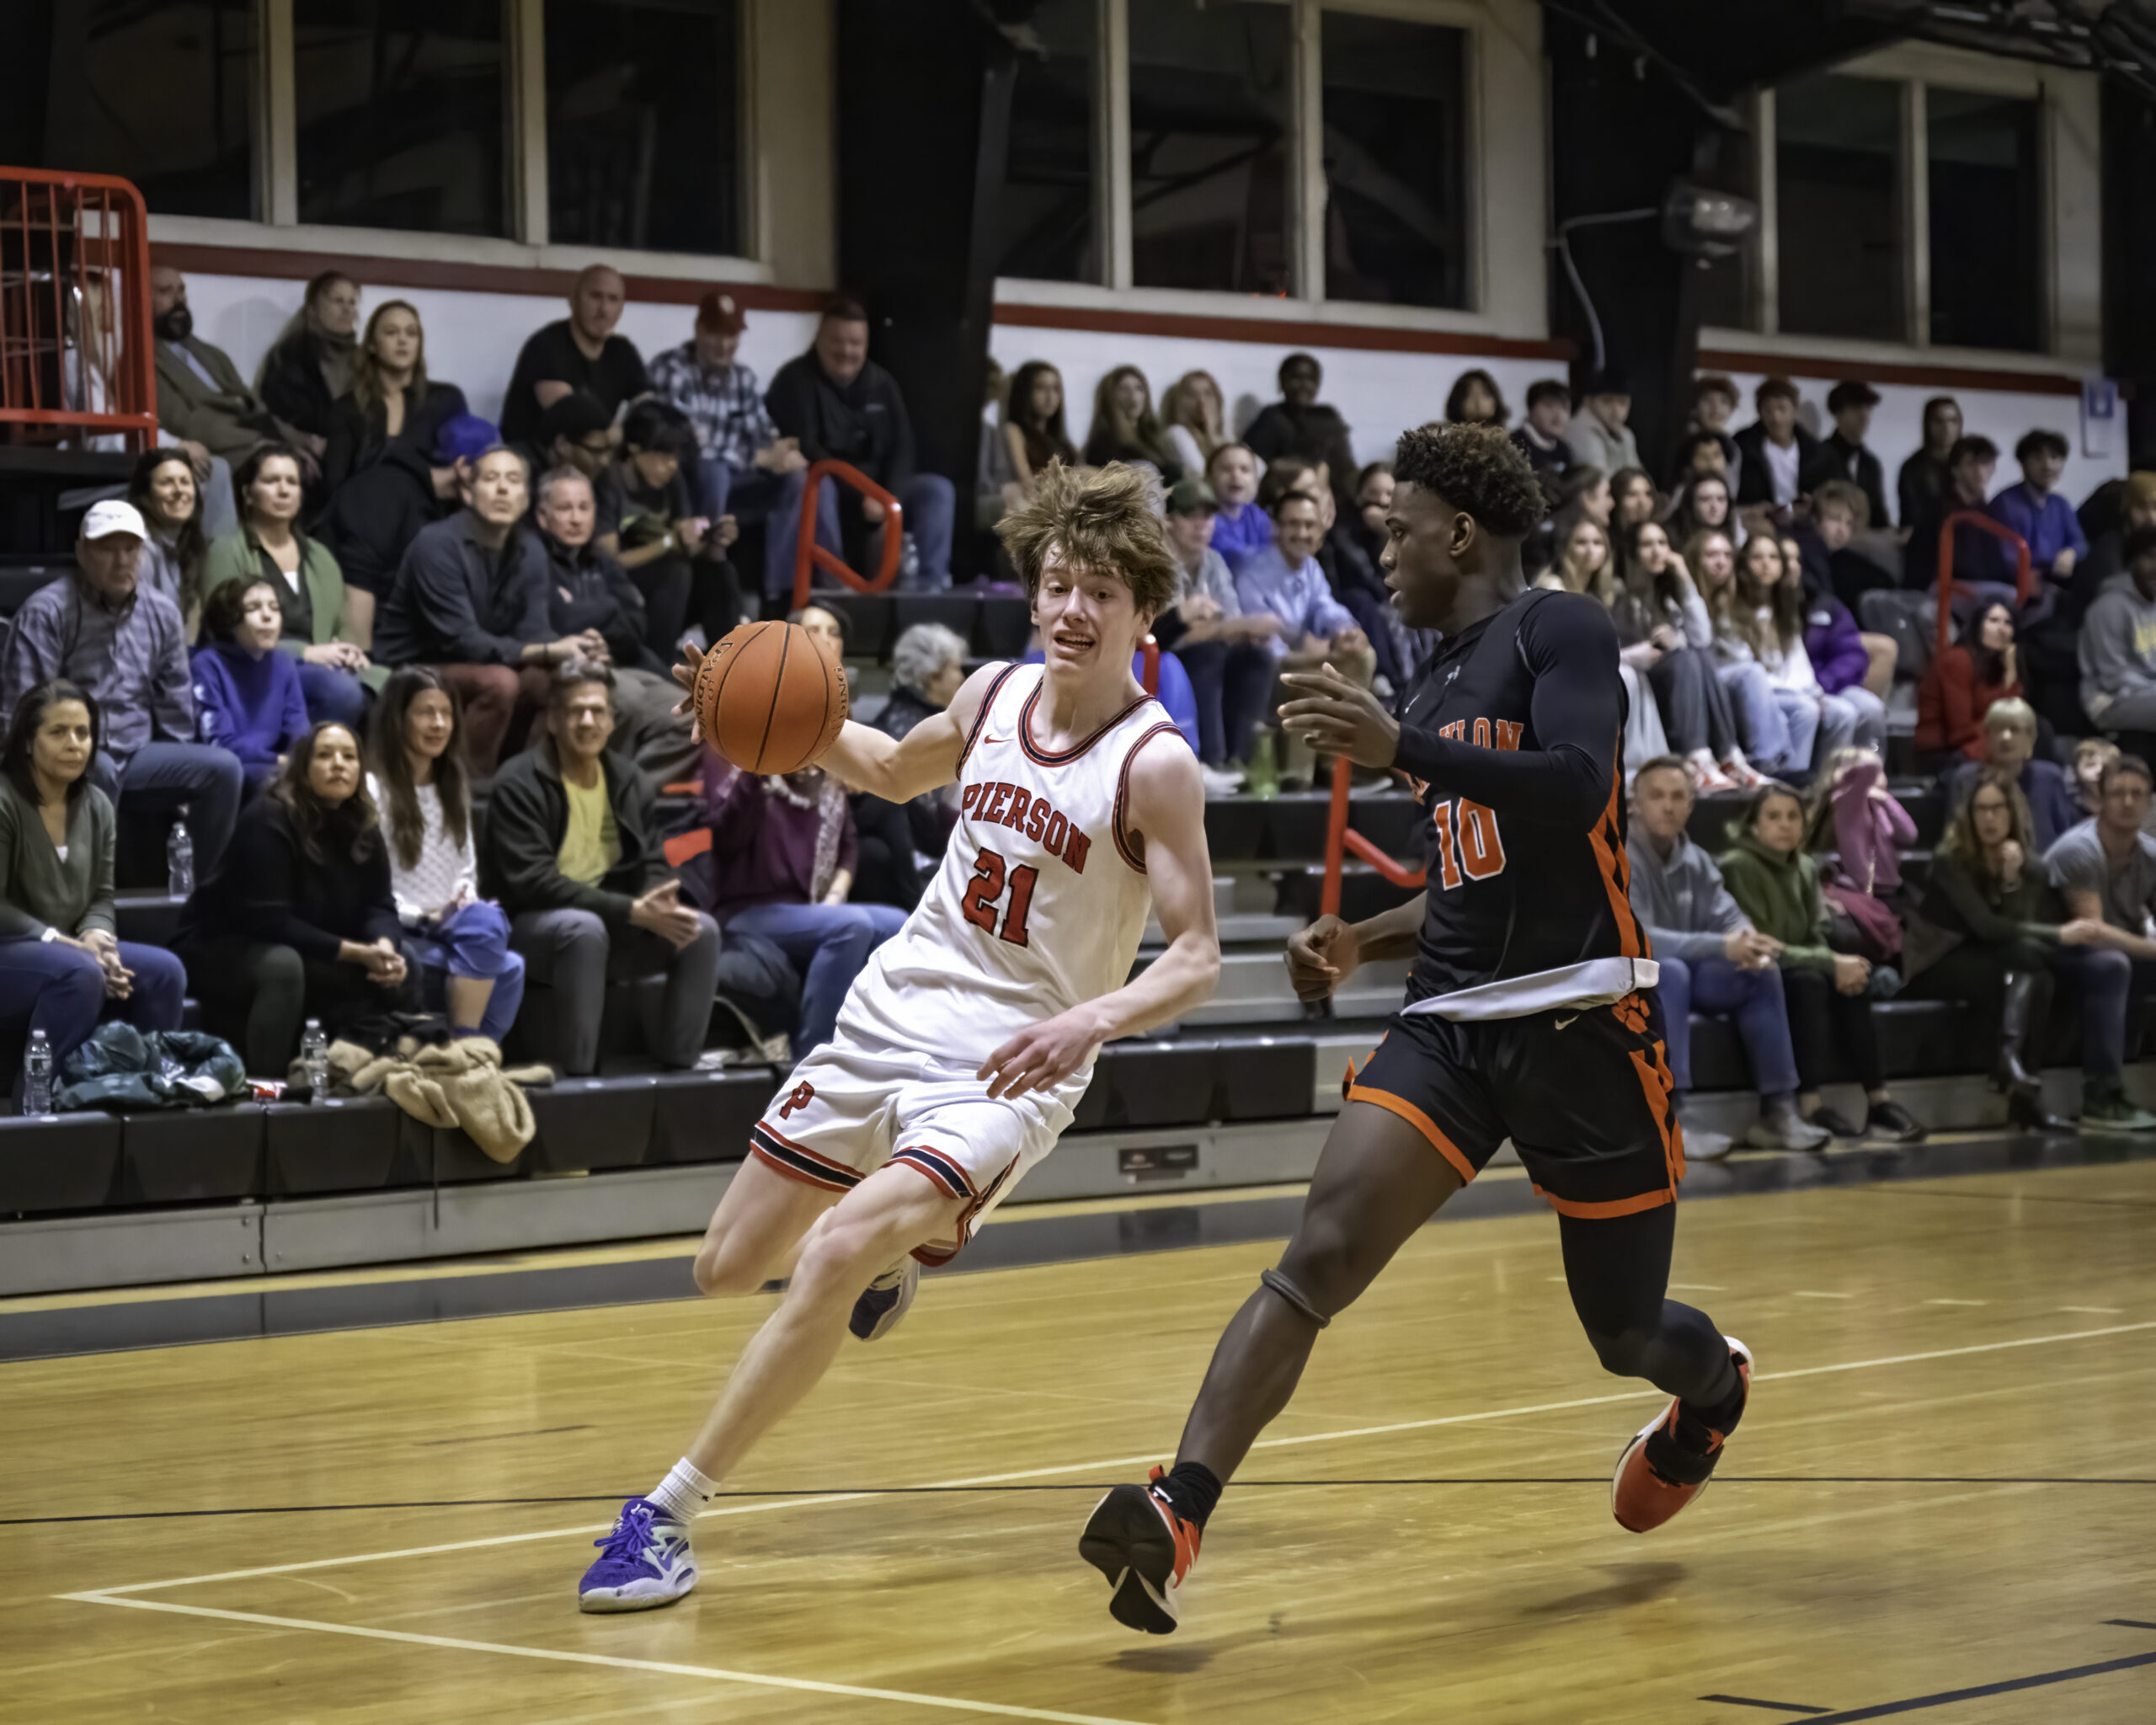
[963,846,1038,945]
[1427,798,1506,889]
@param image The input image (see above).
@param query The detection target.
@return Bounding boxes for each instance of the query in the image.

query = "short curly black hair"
[1392,421,1546,539]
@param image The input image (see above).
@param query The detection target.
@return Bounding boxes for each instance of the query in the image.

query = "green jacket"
[1717,834,1836,972]
[202,530,389,691]
[0,777,117,941]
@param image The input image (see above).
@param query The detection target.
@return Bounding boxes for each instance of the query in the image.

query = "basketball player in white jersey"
[577,462,1221,1610]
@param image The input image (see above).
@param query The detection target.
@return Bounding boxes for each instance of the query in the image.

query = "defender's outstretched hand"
[1285,914,1361,1001]
[1278,665,1400,770]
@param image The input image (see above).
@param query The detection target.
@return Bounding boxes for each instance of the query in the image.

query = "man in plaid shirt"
[648,291,835,599]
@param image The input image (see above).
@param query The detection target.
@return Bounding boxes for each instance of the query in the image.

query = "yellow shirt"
[557,771,621,886]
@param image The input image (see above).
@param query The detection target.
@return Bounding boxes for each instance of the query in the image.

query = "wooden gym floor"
[2,1153,2153,1722]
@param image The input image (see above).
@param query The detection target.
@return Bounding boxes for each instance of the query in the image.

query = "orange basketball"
[694,620,849,775]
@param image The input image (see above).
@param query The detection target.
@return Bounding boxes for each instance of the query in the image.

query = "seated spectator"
[1795,478,1896,626]
[1331,461,1432,692]
[2072,736,2118,820]
[1719,783,1925,1141]
[374,447,598,772]
[1739,533,1884,765]
[189,579,310,791]
[1000,360,1081,498]
[367,668,526,1044]
[2077,524,2156,740]
[1564,369,1640,475]
[1625,756,1828,1156]
[1556,462,1614,536]
[1205,442,1271,571]
[127,447,208,632]
[534,464,702,788]
[1509,377,1572,478]
[1917,601,2022,766]
[1904,435,2015,604]
[1242,352,1358,518]
[1444,368,1508,428]
[1544,510,1668,776]
[499,264,649,446]
[256,270,360,463]
[1610,466,1657,531]
[203,444,374,729]
[595,399,727,659]
[766,298,955,590]
[1609,518,1760,790]
[1800,380,1890,529]
[699,748,905,1059]
[1989,430,2087,591]
[314,411,488,617]
[0,500,243,879]
[2044,754,2156,1129]
[1903,766,2094,1132]
[0,681,186,1080]
[150,266,318,490]
[321,300,467,511]
[1669,472,1739,550]
[1158,478,1278,778]
[173,722,420,1076]
[1897,396,1963,531]
[1235,490,1373,682]
[1691,529,1808,779]
[480,665,721,1076]
[1679,373,1742,494]
[1942,699,2079,851]
[851,622,967,908]
[1733,376,1817,514]
[1161,370,1229,482]
[2063,470,2155,616]
[648,291,830,603]
[1670,428,1733,490]
[1083,366,1182,481]
[1794,525,1897,709]
[511,389,619,491]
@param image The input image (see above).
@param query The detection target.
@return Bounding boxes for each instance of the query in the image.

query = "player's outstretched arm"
[979,739,1220,1099]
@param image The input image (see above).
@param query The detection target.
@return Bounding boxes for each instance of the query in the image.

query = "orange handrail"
[0,168,157,450]
[792,459,905,611]
[1140,633,1159,697]
[1319,755,1424,918]
[1934,509,2034,656]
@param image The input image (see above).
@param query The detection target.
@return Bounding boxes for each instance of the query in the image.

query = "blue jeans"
[406,900,526,1042]
[720,900,906,1055]
[1717,664,1818,777]
[699,458,842,599]
[93,742,245,877]
[296,659,368,729]
[2044,945,2143,1084]
[1656,953,1801,1097]
[892,473,956,590]
[1177,636,1275,765]
[0,936,188,1072]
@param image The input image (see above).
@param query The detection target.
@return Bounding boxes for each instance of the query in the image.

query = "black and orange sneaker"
[1079,1466,1201,1634]
[1610,1338,1753,1533]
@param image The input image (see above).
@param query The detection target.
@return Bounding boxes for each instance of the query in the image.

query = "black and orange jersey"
[1389,587,1648,1008]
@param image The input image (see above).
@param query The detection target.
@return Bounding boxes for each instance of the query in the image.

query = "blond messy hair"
[995,460,1178,620]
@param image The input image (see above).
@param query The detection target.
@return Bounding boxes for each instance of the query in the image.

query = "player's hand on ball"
[671,642,706,741]
[1278,665,1401,769]
[1286,914,1360,1001]
[979,1007,1104,1100]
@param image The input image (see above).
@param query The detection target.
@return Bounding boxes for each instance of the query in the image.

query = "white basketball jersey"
[837,662,1183,1073]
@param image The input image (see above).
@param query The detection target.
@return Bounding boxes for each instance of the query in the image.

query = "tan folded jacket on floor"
[325,1036,555,1163]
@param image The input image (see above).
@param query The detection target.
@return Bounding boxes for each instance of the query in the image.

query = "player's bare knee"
[1275,1221,1372,1320]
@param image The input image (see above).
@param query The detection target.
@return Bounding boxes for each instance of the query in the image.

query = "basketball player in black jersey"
[1078,423,1752,1634]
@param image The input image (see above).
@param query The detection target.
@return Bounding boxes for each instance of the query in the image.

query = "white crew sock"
[648,1458,718,1524]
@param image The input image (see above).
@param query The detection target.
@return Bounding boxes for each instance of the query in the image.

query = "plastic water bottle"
[301,1019,329,1103]
[22,1030,52,1117]
[166,822,195,898]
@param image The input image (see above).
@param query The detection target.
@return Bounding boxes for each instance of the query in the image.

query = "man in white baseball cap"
[0,498,243,881]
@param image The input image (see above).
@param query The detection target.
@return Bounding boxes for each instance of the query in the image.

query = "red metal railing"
[1139,633,1159,697]
[792,458,905,610]
[0,168,157,451]
[1934,510,2034,656]
[1320,754,1423,918]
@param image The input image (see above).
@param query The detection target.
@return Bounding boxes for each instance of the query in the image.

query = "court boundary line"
[63,1317,2156,1598]
[55,1593,1152,1725]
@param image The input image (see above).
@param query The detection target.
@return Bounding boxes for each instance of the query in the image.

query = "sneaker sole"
[1610,1337,1752,1533]
[1078,1486,1179,1635]
[578,1576,697,1614]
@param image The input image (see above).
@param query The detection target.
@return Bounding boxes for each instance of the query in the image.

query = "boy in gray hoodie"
[1626,757,1828,1157]
[2079,525,2156,731]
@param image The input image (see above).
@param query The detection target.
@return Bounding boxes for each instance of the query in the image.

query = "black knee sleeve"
[1584,1327,1648,1378]
[1260,1267,1331,1329]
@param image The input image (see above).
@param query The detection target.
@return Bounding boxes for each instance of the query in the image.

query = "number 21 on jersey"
[1427,798,1505,889]
[962,846,1038,945]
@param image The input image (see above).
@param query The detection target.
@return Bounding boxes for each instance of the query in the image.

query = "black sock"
[1155,1461,1223,1531]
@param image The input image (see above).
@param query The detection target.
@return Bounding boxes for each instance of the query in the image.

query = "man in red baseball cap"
[648,291,834,603]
